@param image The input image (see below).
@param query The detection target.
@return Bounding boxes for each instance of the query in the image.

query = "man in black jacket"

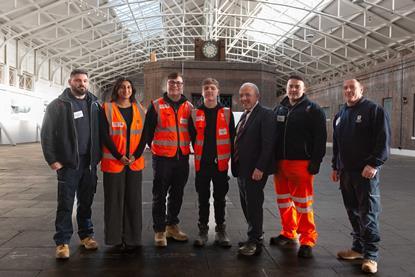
[332,78,390,274]
[271,75,326,258]
[232,82,276,256]
[41,69,101,259]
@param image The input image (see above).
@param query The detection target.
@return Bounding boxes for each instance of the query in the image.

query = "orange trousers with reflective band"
[274,160,317,247]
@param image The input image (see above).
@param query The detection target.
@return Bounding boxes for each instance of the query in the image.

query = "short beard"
[71,86,87,97]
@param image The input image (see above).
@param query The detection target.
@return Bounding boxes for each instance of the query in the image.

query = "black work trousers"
[152,155,189,232]
[195,164,230,227]
[237,175,268,244]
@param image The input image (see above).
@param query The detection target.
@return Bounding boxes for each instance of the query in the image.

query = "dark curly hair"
[110,77,137,103]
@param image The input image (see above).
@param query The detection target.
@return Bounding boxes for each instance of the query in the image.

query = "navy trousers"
[54,155,95,245]
[340,170,381,261]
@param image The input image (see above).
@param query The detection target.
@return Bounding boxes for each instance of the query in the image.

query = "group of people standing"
[41,69,390,274]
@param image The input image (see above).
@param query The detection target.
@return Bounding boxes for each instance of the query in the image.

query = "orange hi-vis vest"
[101,102,145,173]
[151,97,193,157]
[191,107,231,172]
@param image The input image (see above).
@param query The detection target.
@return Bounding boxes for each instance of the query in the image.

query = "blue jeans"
[54,156,96,245]
[340,170,381,261]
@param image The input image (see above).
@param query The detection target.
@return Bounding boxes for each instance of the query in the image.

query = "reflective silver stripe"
[136,102,146,123]
[217,138,230,145]
[180,141,190,146]
[104,103,114,136]
[152,140,177,146]
[131,129,142,135]
[179,127,189,132]
[296,206,313,213]
[191,109,197,125]
[276,193,291,200]
[278,202,293,209]
[194,154,202,160]
[195,139,203,146]
[292,195,313,203]
[223,108,230,126]
[155,126,177,132]
[218,153,230,160]
[112,130,124,135]
[102,152,118,160]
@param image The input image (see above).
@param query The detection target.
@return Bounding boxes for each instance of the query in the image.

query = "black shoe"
[238,242,262,256]
[214,224,231,248]
[298,245,313,258]
[269,235,297,246]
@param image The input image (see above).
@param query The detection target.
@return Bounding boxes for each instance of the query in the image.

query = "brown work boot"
[166,224,188,241]
[80,237,98,250]
[337,249,364,260]
[55,244,70,259]
[154,232,167,247]
[362,259,378,274]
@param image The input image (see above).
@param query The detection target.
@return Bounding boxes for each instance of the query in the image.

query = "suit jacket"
[231,103,276,179]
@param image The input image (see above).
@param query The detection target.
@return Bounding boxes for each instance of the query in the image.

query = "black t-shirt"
[119,106,133,156]
[69,94,90,156]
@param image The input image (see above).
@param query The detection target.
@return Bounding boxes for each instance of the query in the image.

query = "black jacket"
[41,88,101,170]
[332,97,390,171]
[231,104,276,178]
[274,95,327,166]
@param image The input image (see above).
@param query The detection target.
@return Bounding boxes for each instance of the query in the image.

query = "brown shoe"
[166,225,188,241]
[337,249,364,260]
[362,259,378,274]
[55,244,70,259]
[81,237,98,250]
[154,232,167,247]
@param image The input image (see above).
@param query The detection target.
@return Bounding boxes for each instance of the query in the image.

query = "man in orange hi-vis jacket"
[271,75,327,258]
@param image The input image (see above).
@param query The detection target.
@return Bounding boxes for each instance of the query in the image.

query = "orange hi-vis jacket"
[191,107,231,172]
[101,102,145,173]
[151,97,193,157]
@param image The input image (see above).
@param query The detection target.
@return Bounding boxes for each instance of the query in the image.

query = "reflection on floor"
[0,144,414,276]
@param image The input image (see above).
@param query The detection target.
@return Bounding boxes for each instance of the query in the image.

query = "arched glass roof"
[1,0,414,89]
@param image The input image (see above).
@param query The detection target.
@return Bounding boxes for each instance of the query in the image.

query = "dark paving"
[0,143,414,277]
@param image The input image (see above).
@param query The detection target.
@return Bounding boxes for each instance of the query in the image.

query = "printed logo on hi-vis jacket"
[112,122,124,128]
[159,104,169,109]
[196,116,205,122]
[218,128,228,135]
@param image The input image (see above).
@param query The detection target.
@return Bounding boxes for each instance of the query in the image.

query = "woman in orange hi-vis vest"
[100,77,146,251]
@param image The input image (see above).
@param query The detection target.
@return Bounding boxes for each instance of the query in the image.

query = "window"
[18,75,24,89]
[9,67,16,86]
[0,64,3,84]
[413,95,415,138]
[382,97,392,120]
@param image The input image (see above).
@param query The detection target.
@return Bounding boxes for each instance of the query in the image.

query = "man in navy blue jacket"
[332,78,390,274]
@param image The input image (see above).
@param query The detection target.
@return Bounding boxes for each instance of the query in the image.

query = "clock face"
[202,41,218,58]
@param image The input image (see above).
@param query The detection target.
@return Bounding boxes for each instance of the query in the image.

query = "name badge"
[180,118,188,124]
[73,110,84,119]
[356,115,362,123]
[112,122,124,128]
[335,117,341,126]
[218,128,227,135]
[277,115,285,122]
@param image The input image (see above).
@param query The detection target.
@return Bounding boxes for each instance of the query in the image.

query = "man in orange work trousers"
[271,75,327,258]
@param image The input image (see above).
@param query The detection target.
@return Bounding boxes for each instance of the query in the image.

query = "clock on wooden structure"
[194,38,226,61]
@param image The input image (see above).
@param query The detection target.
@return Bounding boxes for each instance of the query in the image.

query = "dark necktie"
[234,110,250,163]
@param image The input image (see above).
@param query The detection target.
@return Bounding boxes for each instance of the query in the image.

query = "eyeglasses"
[168,80,184,87]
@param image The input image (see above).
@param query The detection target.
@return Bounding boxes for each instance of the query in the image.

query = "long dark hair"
[110,77,137,103]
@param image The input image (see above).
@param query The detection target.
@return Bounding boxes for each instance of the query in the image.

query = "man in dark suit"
[232,82,276,256]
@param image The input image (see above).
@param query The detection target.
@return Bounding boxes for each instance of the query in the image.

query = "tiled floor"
[0,143,414,276]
